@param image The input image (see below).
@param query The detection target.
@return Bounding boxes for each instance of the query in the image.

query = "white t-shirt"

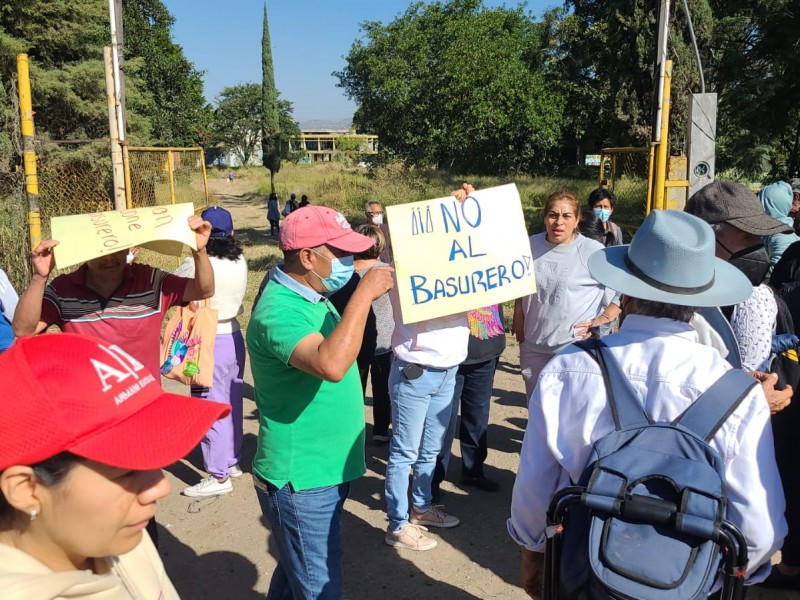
[388,286,469,369]
[176,255,248,333]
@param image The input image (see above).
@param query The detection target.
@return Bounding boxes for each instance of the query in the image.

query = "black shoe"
[460,475,500,492]
[759,566,800,589]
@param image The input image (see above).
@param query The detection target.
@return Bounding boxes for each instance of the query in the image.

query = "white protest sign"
[50,203,197,269]
[387,183,536,324]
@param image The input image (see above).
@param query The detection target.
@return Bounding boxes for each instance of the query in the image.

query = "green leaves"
[336,1,565,175]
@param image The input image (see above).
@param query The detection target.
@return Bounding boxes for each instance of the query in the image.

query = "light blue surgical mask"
[593,208,612,223]
[310,250,354,293]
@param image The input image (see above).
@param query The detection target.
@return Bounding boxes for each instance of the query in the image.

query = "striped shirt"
[41,263,188,376]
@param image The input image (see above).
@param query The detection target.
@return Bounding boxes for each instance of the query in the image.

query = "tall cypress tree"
[261,3,281,193]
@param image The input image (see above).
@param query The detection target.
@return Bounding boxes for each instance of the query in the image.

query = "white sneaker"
[229,465,243,478]
[183,475,233,497]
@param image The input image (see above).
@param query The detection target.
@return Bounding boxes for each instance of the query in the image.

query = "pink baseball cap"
[0,333,230,471]
[280,205,375,253]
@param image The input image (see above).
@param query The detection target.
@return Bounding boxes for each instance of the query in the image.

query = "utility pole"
[653,0,670,144]
[104,48,126,211]
[650,0,672,211]
[108,0,127,209]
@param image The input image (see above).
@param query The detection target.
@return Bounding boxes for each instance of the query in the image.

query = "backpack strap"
[576,339,650,431]
[672,369,757,442]
[696,306,743,369]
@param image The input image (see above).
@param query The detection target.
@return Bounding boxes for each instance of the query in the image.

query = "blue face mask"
[311,250,354,293]
[593,208,612,223]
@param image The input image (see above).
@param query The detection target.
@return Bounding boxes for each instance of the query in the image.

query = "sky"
[162,0,558,124]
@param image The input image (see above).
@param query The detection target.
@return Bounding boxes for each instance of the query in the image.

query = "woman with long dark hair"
[178,207,249,498]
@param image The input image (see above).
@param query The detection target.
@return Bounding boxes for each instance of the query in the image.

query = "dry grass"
[203,162,648,334]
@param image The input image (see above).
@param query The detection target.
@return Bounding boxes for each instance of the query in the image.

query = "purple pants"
[191,330,246,479]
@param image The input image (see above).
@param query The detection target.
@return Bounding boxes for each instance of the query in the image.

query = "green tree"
[212,84,262,166]
[710,0,800,178]
[122,0,211,145]
[558,0,713,152]
[211,82,299,167]
[261,3,282,193]
[336,0,564,175]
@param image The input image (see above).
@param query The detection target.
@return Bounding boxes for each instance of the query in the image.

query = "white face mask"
[126,251,135,265]
[371,213,384,225]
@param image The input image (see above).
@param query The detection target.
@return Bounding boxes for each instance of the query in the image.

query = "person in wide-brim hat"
[508,210,787,597]
[587,209,752,307]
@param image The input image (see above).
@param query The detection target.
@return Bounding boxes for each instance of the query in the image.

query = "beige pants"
[519,345,556,405]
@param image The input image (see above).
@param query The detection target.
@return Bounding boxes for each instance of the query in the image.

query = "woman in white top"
[178,207,249,498]
[513,190,621,399]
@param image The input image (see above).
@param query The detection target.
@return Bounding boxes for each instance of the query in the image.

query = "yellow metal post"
[598,153,607,187]
[653,60,673,211]
[646,143,656,214]
[199,148,209,208]
[17,54,41,251]
[122,145,133,209]
[166,151,176,205]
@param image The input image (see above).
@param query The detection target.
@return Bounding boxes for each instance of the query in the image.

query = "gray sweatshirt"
[521,233,618,354]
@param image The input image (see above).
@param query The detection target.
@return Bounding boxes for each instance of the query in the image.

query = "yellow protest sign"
[387,183,536,324]
[50,203,197,269]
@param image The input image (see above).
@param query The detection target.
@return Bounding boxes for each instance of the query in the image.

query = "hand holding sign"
[451,183,475,202]
[50,203,199,269]
[188,214,212,252]
[29,239,59,279]
[387,183,536,324]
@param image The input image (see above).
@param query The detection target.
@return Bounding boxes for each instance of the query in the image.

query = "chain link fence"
[0,78,29,292]
[37,140,114,241]
[0,169,27,292]
[598,147,651,239]
[127,147,208,209]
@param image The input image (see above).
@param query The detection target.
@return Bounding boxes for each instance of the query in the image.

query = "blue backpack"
[543,339,756,600]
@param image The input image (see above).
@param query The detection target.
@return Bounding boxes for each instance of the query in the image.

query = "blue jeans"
[385,359,458,531]
[254,477,350,600]
[435,357,499,484]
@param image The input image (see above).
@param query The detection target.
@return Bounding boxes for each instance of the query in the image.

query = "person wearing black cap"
[686,181,793,373]
[687,181,800,590]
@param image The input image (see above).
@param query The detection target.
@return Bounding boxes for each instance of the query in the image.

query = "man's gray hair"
[632,299,696,323]
[365,200,381,212]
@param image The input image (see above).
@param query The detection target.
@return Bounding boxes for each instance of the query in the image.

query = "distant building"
[292,129,378,163]
[206,128,379,167]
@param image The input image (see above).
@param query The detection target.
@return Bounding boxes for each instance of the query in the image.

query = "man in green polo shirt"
[247,205,394,600]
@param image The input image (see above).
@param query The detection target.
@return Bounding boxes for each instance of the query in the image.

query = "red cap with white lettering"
[0,333,230,471]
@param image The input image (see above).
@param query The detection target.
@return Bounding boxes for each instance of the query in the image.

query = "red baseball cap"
[0,333,230,471]
[280,205,375,253]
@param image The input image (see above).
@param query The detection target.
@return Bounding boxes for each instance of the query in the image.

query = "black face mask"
[718,240,770,286]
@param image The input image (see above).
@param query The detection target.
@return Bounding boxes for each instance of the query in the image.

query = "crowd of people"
[1,178,800,599]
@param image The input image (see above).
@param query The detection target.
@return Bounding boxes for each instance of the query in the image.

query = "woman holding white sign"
[512,190,621,400]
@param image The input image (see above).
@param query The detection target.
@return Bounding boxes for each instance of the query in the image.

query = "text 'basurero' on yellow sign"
[387,183,536,324]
